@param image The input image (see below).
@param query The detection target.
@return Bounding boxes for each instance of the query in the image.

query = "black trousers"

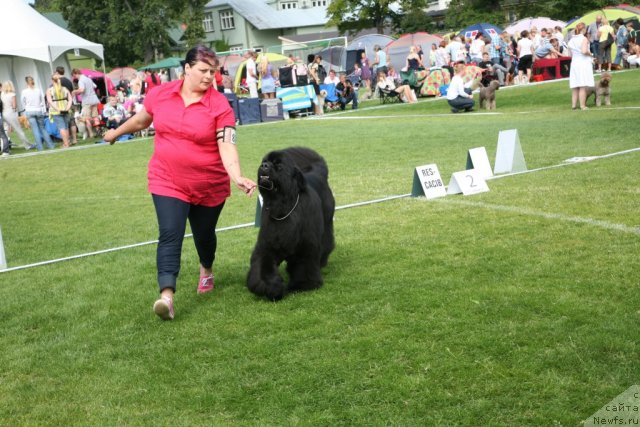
[152,194,225,293]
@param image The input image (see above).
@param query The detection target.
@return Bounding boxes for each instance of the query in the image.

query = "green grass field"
[0,70,638,426]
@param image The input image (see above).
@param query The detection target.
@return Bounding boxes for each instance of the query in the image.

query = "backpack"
[317,64,327,82]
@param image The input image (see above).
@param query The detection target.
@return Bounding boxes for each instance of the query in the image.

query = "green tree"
[180,0,208,49]
[327,0,427,35]
[40,0,205,67]
[396,7,434,34]
[444,0,503,30]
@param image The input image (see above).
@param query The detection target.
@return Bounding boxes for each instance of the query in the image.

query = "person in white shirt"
[21,75,54,150]
[323,69,340,85]
[244,50,258,98]
[448,36,466,64]
[516,30,534,83]
[446,63,474,113]
[469,33,486,63]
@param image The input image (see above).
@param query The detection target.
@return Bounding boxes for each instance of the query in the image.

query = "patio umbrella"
[459,23,504,40]
[106,67,138,85]
[505,17,567,35]
[138,57,183,71]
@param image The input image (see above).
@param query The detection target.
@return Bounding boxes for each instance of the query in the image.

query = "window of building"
[220,9,235,30]
[229,45,243,53]
[202,12,214,32]
[312,0,327,6]
[281,1,298,9]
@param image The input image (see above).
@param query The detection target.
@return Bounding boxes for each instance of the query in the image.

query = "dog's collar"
[270,194,300,221]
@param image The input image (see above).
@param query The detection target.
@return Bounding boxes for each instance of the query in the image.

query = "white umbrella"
[505,17,567,35]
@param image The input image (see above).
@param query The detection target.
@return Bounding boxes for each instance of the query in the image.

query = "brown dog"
[479,80,500,110]
[18,115,30,129]
[586,72,612,106]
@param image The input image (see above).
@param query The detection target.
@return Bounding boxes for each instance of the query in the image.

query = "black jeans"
[152,194,225,293]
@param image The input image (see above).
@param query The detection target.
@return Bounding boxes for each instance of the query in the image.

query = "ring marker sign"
[411,164,446,199]
[0,226,6,270]
[447,169,490,196]
[466,147,493,179]
[254,195,264,227]
[494,129,527,174]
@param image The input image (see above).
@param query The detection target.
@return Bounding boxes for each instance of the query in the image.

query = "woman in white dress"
[567,22,594,111]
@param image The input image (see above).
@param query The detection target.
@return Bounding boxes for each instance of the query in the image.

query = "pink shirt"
[144,79,236,207]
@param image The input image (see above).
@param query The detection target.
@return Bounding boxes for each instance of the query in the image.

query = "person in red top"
[104,45,257,320]
[143,68,161,94]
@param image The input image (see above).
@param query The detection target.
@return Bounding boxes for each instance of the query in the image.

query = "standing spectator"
[567,23,594,110]
[55,66,78,145]
[469,33,485,64]
[435,40,450,69]
[587,15,603,68]
[552,26,567,54]
[488,32,503,65]
[359,51,372,98]
[1,81,33,149]
[21,76,54,151]
[613,18,629,67]
[516,30,534,83]
[447,36,466,64]
[446,63,475,113]
[143,68,161,94]
[372,45,388,75]
[530,27,542,51]
[259,55,278,99]
[71,68,100,139]
[0,93,11,156]
[308,55,323,94]
[244,50,258,98]
[102,45,257,321]
[406,46,423,70]
[46,74,73,148]
[429,44,437,67]
[597,19,615,72]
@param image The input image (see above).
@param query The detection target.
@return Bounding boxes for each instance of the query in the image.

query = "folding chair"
[378,86,402,104]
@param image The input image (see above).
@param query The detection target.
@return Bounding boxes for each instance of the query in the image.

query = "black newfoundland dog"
[247,147,335,301]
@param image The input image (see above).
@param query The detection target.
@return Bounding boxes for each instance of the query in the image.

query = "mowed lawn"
[0,70,638,426]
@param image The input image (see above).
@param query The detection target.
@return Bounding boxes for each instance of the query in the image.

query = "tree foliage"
[34,0,208,67]
[327,0,427,35]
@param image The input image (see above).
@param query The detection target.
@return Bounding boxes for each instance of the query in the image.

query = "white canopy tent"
[0,0,105,107]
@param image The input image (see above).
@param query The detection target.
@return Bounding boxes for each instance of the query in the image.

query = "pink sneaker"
[197,274,215,294]
[153,296,174,320]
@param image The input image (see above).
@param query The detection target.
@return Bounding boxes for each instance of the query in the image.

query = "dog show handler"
[103,45,256,321]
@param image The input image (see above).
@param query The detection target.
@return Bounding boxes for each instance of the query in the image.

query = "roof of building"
[206,0,329,30]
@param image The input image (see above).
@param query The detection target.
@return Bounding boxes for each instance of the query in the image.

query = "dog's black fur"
[247,147,335,300]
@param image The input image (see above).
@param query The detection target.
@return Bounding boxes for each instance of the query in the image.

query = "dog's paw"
[247,274,286,301]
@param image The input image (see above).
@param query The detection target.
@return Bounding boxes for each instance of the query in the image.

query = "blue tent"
[459,23,504,40]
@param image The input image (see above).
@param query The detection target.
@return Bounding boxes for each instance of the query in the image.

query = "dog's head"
[489,80,500,90]
[318,90,328,99]
[599,72,612,87]
[258,150,305,195]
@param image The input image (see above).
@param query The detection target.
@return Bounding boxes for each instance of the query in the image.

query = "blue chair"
[318,83,340,111]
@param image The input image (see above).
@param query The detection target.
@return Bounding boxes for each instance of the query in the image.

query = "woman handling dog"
[104,45,257,320]
[446,63,475,113]
[567,22,595,111]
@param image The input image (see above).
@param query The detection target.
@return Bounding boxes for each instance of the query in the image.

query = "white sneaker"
[1,153,9,157]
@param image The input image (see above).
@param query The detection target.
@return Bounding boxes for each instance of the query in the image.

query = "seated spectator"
[323,69,340,85]
[387,65,401,85]
[103,95,128,129]
[335,73,358,110]
[446,63,475,113]
[375,71,417,103]
[478,52,508,86]
[627,42,640,66]
[535,37,562,60]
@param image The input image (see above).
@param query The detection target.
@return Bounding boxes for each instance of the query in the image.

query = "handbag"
[601,32,614,49]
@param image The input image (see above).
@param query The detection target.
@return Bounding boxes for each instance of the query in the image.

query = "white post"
[0,226,7,270]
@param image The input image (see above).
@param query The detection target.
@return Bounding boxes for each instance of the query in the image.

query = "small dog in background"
[586,72,612,106]
[479,80,500,110]
[18,115,30,129]
[315,89,327,115]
